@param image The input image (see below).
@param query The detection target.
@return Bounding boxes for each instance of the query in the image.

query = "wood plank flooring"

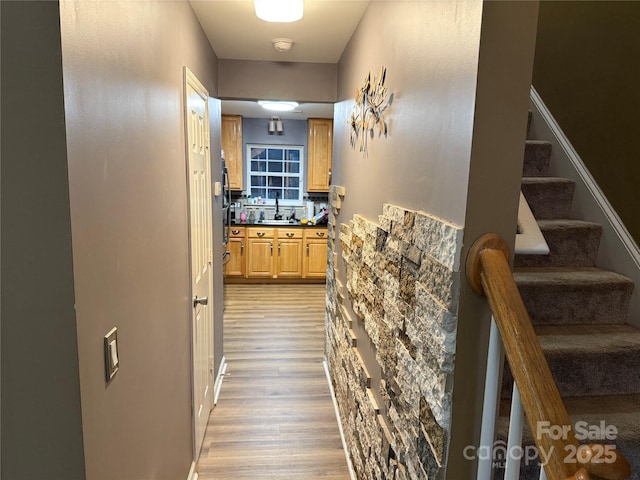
[196,284,350,480]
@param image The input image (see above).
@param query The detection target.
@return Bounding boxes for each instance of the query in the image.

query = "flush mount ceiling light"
[254,0,304,23]
[258,100,299,112]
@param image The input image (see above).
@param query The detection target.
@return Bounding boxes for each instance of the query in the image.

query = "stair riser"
[522,141,552,177]
[521,180,575,220]
[514,225,602,268]
[515,281,633,326]
[502,350,640,398]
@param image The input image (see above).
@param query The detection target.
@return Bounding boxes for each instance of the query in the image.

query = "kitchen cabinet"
[235,225,327,280]
[221,114,243,190]
[276,229,303,278]
[303,228,328,278]
[307,118,333,192]
[224,227,245,277]
[246,227,275,277]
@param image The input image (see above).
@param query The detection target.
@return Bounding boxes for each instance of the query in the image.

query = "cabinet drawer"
[277,228,303,239]
[229,227,245,238]
[247,227,274,238]
[305,228,328,239]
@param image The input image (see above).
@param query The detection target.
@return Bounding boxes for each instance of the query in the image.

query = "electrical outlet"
[104,327,119,382]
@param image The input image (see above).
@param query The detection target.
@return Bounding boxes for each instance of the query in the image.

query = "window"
[246,144,303,203]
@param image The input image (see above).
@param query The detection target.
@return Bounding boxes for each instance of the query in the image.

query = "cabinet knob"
[286,232,294,238]
[232,229,240,235]
[316,231,326,237]
[257,232,265,237]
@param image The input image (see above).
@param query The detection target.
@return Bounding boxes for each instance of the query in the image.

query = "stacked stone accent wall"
[326,190,463,479]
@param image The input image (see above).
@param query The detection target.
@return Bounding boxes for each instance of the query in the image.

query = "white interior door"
[184,67,213,460]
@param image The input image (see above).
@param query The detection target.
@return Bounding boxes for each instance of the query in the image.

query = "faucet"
[274,192,282,220]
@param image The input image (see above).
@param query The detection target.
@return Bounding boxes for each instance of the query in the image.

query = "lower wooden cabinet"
[224,227,245,277]
[277,228,303,278]
[304,228,328,278]
[246,227,275,277]
[225,226,327,280]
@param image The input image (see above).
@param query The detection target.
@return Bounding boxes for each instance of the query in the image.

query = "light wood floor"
[196,284,351,480]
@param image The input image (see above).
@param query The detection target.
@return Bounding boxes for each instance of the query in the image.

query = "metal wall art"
[348,66,392,155]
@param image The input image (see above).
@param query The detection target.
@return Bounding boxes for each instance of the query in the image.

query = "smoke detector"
[272,38,293,53]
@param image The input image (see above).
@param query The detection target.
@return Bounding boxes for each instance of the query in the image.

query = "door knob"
[193,296,209,307]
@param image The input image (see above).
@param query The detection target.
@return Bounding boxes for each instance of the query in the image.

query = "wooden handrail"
[467,233,631,480]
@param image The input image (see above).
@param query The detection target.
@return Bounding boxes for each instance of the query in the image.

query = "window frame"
[245,144,305,205]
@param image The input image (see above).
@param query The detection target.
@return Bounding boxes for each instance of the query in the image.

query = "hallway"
[196,284,351,479]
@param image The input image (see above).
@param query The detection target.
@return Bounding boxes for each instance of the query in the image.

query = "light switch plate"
[214,181,222,196]
[104,327,119,382]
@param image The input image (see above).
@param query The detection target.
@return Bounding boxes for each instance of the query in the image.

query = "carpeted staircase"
[495,116,640,480]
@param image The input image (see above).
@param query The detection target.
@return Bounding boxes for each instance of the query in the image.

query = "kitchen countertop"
[231,220,327,228]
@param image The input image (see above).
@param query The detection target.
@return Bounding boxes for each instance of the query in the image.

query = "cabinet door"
[307,118,333,192]
[277,239,303,277]
[304,239,328,278]
[221,114,243,190]
[246,238,274,277]
[224,237,245,276]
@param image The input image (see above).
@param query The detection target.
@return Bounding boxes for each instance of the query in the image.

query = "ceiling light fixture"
[258,100,299,112]
[254,0,304,23]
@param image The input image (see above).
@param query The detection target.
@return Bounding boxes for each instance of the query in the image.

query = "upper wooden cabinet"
[221,114,243,190]
[307,118,333,192]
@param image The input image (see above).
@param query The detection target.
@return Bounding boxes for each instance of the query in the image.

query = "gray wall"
[218,60,337,102]
[451,2,539,477]
[334,1,482,227]
[533,1,640,244]
[1,2,86,478]
[332,1,538,477]
[333,2,483,437]
[59,1,221,478]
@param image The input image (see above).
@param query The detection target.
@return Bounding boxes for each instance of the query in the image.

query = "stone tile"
[417,426,440,479]
[419,396,446,466]
[326,203,464,480]
[413,211,463,271]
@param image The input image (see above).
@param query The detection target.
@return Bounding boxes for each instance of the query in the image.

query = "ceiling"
[220,99,334,120]
[189,0,370,119]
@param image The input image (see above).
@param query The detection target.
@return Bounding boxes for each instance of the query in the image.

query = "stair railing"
[467,233,631,480]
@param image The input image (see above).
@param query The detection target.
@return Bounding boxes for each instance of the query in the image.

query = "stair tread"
[535,218,602,230]
[525,140,553,146]
[522,176,574,184]
[514,266,634,285]
[535,324,640,354]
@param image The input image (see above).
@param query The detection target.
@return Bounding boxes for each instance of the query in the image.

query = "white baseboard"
[213,356,227,405]
[323,359,357,480]
[186,461,197,480]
